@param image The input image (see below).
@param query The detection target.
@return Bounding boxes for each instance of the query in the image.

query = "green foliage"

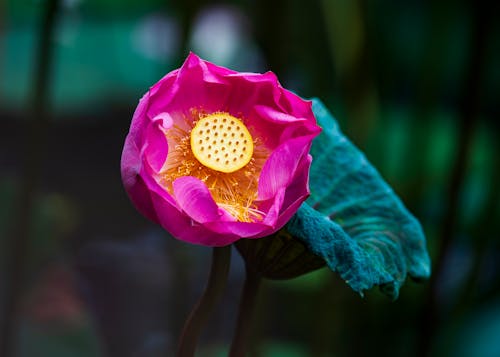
[236,228,326,280]
[285,99,431,299]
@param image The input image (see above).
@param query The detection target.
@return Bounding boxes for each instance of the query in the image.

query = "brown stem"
[176,246,231,357]
[229,269,262,357]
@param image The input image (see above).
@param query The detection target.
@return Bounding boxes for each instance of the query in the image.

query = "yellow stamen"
[160,110,269,222]
[190,113,254,173]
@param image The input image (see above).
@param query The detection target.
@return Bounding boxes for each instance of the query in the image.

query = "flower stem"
[229,269,262,357]
[176,246,231,357]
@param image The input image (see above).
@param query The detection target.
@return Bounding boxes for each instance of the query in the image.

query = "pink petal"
[254,105,307,124]
[156,54,233,115]
[227,70,277,79]
[261,187,286,227]
[205,221,271,238]
[280,89,313,117]
[147,53,233,119]
[120,135,158,223]
[149,69,180,98]
[128,92,151,147]
[183,52,236,83]
[257,135,315,201]
[275,154,312,228]
[203,189,286,238]
[224,72,282,117]
[142,114,172,173]
[173,176,234,224]
[146,70,179,120]
[149,189,238,246]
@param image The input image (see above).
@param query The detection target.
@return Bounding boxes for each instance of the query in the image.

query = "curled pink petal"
[257,136,315,201]
[150,189,238,246]
[121,135,158,223]
[205,221,271,238]
[173,176,234,224]
[143,115,172,173]
[274,155,313,228]
[254,105,307,124]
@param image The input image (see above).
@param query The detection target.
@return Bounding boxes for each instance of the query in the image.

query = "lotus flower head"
[121,53,321,246]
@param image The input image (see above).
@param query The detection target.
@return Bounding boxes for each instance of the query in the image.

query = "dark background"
[1,0,499,356]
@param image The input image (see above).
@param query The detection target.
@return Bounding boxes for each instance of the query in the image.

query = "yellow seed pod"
[190,113,254,173]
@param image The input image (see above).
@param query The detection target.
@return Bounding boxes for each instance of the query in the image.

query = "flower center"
[190,113,254,173]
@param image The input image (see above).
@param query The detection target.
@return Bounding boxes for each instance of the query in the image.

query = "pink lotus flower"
[121,53,321,246]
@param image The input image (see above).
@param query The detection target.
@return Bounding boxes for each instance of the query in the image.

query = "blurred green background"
[1,0,499,356]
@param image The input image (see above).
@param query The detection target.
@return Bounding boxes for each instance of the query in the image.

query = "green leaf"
[235,228,326,280]
[285,99,431,299]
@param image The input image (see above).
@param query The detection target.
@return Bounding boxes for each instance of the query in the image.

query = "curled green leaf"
[285,99,431,299]
[236,228,325,280]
